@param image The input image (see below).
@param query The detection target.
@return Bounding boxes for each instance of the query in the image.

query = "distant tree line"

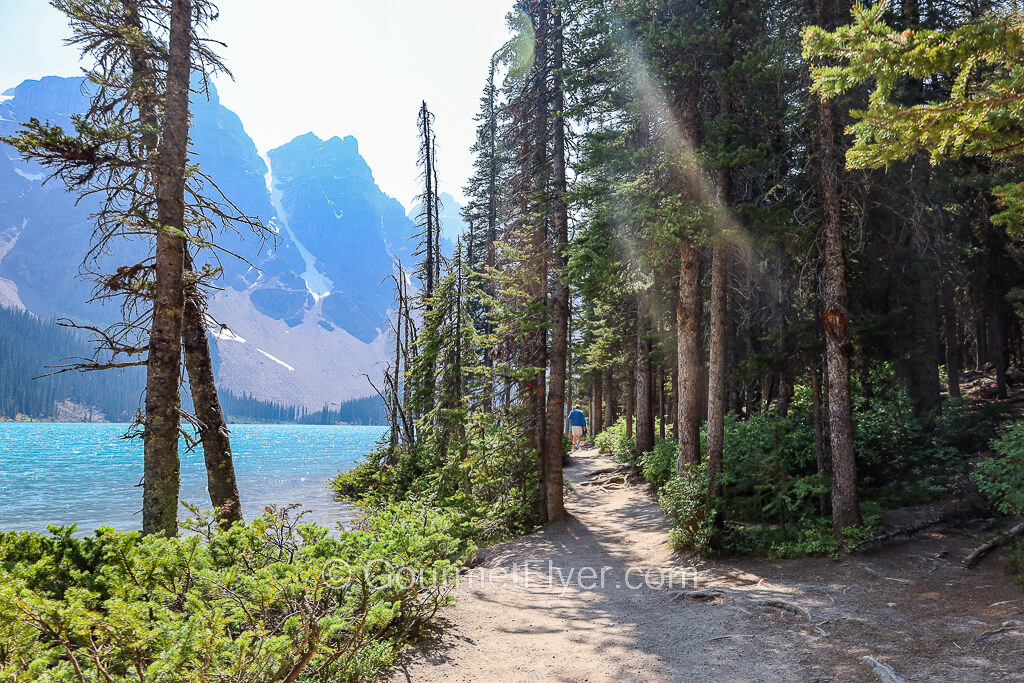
[0,306,143,420]
[220,392,386,425]
[0,305,386,425]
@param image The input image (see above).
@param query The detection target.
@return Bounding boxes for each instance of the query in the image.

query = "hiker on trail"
[567,405,587,449]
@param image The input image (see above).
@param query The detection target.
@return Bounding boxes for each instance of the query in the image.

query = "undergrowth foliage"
[0,505,470,682]
[334,247,543,545]
[599,363,1014,560]
[975,422,1024,587]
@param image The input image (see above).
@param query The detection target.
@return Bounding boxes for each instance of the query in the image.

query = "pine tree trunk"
[671,360,679,433]
[482,63,498,416]
[707,243,729,491]
[603,366,615,430]
[182,280,242,527]
[778,372,793,417]
[542,0,569,523]
[993,302,1010,399]
[658,363,666,441]
[743,294,756,418]
[812,358,832,516]
[908,268,942,414]
[976,317,987,370]
[594,372,603,438]
[943,280,962,397]
[626,362,635,441]
[143,0,191,536]
[532,376,548,523]
[677,243,703,472]
[420,101,436,301]
[814,0,861,537]
[636,296,655,458]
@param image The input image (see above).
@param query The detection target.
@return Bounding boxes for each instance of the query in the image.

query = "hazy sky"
[0,0,514,206]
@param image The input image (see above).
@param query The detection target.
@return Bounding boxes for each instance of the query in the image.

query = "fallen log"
[853,517,947,550]
[964,520,1024,567]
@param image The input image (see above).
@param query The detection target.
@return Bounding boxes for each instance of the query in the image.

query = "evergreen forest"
[1,0,1023,680]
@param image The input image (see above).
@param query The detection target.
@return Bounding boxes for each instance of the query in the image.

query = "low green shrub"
[0,503,471,682]
[719,406,821,526]
[659,464,719,554]
[332,416,540,546]
[594,417,631,460]
[718,519,839,559]
[641,438,677,491]
[974,422,1024,516]
[934,397,1012,454]
[973,421,1024,589]
[718,500,883,559]
[645,364,1014,560]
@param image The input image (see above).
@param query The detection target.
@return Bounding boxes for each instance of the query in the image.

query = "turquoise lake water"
[0,423,386,535]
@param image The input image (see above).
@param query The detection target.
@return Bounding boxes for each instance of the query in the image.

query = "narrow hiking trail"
[391,448,1024,682]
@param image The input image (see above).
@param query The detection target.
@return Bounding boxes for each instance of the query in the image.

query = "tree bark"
[812,358,832,516]
[183,279,242,527]
[658,363,666,442]
[993,301,1010,399]
[542,0,569,523]
[143,0,192,536]
[594,371,604,438]
[636,295,655,458]
[603,366,615,429]
[907,267,942,414]
[671,358,679,433]
[677,243,703,472]
[976,317,987,370]
[778,373,793,417]
[625,362,635,441]
[814,0,861,537]
[706,244,729,491]
[943,279,962,397]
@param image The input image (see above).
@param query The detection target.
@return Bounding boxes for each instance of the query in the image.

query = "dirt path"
[390,448,1024,682]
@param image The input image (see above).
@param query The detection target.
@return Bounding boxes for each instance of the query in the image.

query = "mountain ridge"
[0,75,463,414]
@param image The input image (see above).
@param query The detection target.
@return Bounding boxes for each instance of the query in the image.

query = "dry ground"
[389,447,1023,682]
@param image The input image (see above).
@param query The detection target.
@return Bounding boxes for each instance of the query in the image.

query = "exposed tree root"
[588,467,621,477]
[972,621,1024,644]
[862,566,913,584]
[578,473,627,492]
[706,634,754,642]
[670,589,724,602]
[964,520,1024,567]
[861,656,906,683]
[750,599,812,621]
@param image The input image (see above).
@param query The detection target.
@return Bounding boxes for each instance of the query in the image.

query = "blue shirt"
[568,409,587,428]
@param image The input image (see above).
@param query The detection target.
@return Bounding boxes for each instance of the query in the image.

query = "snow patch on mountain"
[211,326,247,344]
[260,151,334,302]
[257,348,295,372]
[208,287,388,410]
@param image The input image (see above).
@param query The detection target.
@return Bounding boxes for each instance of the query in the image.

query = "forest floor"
[389,447,1024,682]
